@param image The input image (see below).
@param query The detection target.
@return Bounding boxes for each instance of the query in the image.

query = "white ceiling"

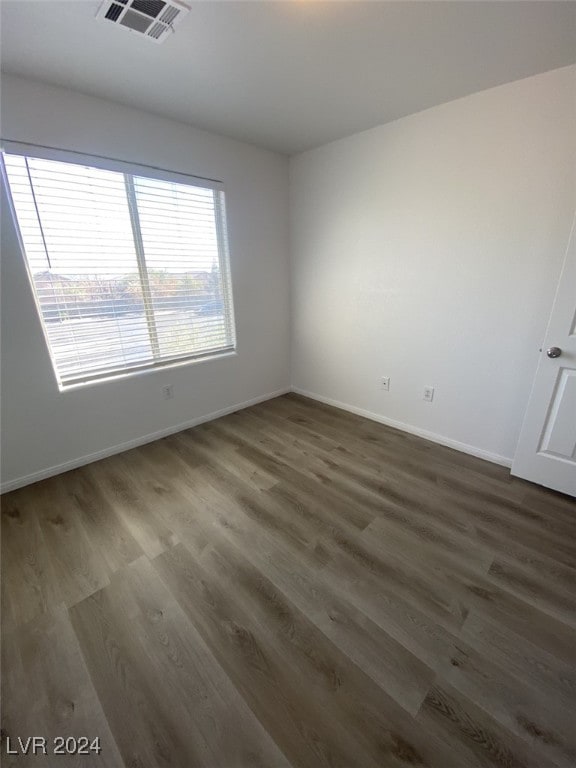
[1,1,575,155]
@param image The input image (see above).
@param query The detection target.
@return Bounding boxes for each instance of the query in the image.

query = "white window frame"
[1,141,237,389]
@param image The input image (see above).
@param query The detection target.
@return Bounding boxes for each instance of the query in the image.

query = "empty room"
[1,1,575,766]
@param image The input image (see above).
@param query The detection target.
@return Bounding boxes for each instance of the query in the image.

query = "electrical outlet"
[380,377,390,391]
[423,386,434,403]
[162,385,174,400]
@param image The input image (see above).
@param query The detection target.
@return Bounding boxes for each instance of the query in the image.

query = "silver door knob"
[546,346,562,358]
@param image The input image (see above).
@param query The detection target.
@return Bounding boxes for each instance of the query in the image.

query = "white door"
[512,215,576,497]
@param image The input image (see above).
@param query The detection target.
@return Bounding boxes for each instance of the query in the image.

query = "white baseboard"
[0,387,290,494]
[291,386,513,468]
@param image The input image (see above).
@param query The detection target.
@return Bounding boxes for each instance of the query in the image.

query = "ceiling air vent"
[97,0,190,43]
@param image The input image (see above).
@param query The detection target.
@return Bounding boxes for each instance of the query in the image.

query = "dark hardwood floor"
[2,393,575,767]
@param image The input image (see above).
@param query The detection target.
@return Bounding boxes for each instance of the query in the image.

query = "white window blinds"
[2,146,236,388]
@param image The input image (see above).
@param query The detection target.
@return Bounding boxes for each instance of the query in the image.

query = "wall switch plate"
[423,386,434,402]
[380,377,390,391]
[162,385,174,400]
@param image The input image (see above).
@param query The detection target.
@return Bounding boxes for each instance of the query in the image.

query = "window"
[2,144,236,388]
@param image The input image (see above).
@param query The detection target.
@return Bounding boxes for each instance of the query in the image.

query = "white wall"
[1,74,290,490]
[290,66,576,464]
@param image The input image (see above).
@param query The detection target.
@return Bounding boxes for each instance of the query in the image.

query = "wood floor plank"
[153,543,384,768]
[474,527,576,594]
[119,441,446,719]
[461,611,576,711]
[452,572,576,667]
[362,520,576,654]
[59,468,143,574]
[86,454,179,559]
[154,540,461,768]
[518,484,576,522]
[251,401,576,566]
[179,425,281,492]
[1,606,123,767]
[33,476,110,609]
[70,556,291,768]
[69,567,212,768]
[363,515,493,577]
[224,521,437,716]
[416,682,561,768]
[319,539,462,672]
[436,637,576,766]
[126,442,318,562]
[282,393,516,483]
[1,486,62,630]
[139,462,435,717]
[487,555,576,627]
[325,528,469,632]
[2,393,575,768]
[221,406,576,581]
